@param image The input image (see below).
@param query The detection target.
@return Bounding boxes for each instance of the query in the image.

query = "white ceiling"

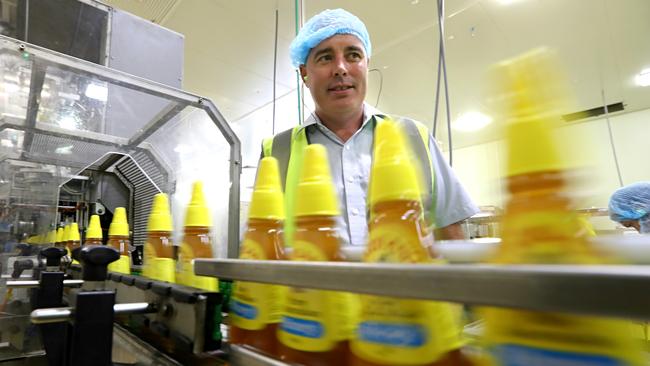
[105,0,650,149]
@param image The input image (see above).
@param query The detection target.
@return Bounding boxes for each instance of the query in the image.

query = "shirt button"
[351,208,360,216]
[345,145,351,150]
[347,176,354,183]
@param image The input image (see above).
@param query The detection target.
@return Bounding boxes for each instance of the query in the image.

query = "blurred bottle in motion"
[68,223,81,264]
[55,227,64,248]
[177,181,218,291]
[142,193,175,283]
[230,157,286,357]
[481,48,644,366]
[85,215,103,246]
[108,207,131,274]
[277,144,352,366]
[350,119,469,366]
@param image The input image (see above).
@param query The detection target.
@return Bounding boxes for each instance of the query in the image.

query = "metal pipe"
[7,279,84,289]
[31,302,156,324]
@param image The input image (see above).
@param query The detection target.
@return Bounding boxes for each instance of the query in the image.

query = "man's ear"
[299,65,308,86]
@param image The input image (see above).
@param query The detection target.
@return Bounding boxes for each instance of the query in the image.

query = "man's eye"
[348,52,362,60]
[317,54,332,62]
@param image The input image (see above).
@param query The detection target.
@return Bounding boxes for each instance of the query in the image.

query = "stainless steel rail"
[195,259,650,321]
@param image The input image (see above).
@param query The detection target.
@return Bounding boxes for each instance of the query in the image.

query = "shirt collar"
[298,103,386,133]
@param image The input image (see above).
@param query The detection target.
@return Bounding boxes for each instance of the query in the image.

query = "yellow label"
[482,308,645,366]
[352,223,464,365]
[142,242,156,279]
[278,240,353,352]
[231,239,283,330]
[178,243,218,291]
[154,258,175,283]
[108,255,130,274]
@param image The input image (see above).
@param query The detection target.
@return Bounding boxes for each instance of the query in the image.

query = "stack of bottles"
[140,183,219,289]
[231,124,468,365]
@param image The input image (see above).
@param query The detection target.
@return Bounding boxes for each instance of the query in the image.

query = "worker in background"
[609,182,650,233]
[261,8,478,246]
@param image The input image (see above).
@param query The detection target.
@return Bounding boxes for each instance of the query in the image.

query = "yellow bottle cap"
[491,48,569,177]
[86,215,103,240]
[69,223,81,242]
[148,193,173,232]
[46,229,57,244]
[184,181,211,227]
[249,157,285,220]
[109,207,129,237]
[294,144,340,217]
[369,119,421,207]
[62,224,70,242]
[56,227,64,243]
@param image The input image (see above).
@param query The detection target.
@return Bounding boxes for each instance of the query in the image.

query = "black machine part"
[79,245,120,281]
[39,246,67,267]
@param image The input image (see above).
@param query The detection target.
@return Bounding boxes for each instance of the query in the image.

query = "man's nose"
[333,56,348,77]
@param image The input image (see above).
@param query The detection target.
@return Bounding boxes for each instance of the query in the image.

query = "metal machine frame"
[0,35,242,258]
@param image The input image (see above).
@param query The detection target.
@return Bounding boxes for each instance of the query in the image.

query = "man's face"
[300,34,368,116]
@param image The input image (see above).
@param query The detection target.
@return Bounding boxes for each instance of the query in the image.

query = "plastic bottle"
[177,181,218,291]
[350,119,467,366]
[108,207,131,274]
[46,229,57,246]
[230,157,286,356]
[277,144,350,366]
[142,193,175,283]
[55,227,64,248]
[481,49,643,366]
[68,223,81,265]
[85,215,103,246]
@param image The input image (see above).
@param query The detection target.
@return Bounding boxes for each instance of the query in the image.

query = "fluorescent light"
[58,115,77,130]
[496,0,522,5]
[85,83,108,101]
[635,68,650,87]
[452,111,493,132]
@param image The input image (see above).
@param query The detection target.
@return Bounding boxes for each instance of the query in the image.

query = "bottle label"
[231,238,283,330]
[483,308,644,366]
[352,223,464,365]
[492,344,624,366]
[277,239,353,352]
[108,255,130,274]
[155,257,176,283]
[142,242,156,279]
[178,242,218,291]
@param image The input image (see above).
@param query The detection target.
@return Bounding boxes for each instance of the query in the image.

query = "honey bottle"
[177,181,218,291]
[481,49,644,366]
[350,119,468,366]
[108,207,131,274]
[277,144,351,366]
[85,215,103,246]
[230,157,286,356]
[142,193,175,283]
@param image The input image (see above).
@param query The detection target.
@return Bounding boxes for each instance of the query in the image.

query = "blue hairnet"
[609,182,650,233]
[290,8,372,68]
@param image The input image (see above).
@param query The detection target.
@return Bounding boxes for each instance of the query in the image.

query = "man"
[262,8,478,246]
[609,182,650,233]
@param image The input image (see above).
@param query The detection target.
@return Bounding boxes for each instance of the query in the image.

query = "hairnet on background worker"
[609,182,650,233]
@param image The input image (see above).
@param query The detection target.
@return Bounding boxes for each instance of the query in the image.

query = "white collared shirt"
[295,103,478,247]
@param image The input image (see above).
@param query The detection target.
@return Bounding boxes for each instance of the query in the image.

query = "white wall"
[450,108,650,230]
